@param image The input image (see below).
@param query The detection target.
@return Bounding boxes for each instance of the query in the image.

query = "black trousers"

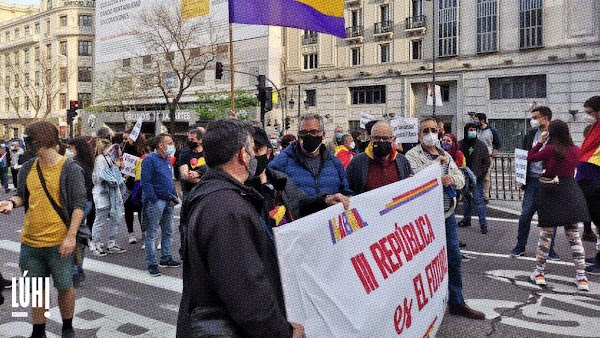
[124,197,143,234]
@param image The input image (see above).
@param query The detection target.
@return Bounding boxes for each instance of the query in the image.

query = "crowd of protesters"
[0,95,599,337]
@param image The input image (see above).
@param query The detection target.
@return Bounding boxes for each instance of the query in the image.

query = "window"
[46,44,52,59]
[14,74,18,88]
[519,0,543,49]
[380,44,390,63]
[5,76,9,89]
[303,53,318,69]
[60,67,67,83]
[350,9,362,27]
[439,84,450,102]
[78,67,92,82]
[351,48,361,66]
[24,73,30,87]
[79,15,93,27]
[78,93,92,109]
[5,32,9,42]
[380,4,390,23]
[142,55,152,66]
[34,47,40,61]
[13,51,19,66]
[25,26,30,36]
[350,85,386,105]
[438,0,459,57]
[123,58,131,67]
[477,0,498,53]
[14,29,19,39]
[60,41,67,56]
[60,15,68,27]
[4,99,9,112]
[60,93,67,109]
[25,97,30,110]
[3,54,8,67]
[305,89,316,107]
[412,40,423,60]
[46,20,51,34]
[489,75,546,100]
[302,30,318,45]
[78,40,92,56]
[24,48,30,64]
[35,22,40,34]
[412,0,423,17]
[14,97,19,110]
[35,71,40,86]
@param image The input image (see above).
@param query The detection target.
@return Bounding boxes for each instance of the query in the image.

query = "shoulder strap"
[36,160,68,228]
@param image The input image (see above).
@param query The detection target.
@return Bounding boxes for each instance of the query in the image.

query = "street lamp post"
[426,0,437,116]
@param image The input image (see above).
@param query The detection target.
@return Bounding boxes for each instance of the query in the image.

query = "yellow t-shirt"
[22,158,67,248]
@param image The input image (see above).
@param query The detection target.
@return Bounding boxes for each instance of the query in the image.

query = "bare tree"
[131,2,222,133]
[94,72,142,129]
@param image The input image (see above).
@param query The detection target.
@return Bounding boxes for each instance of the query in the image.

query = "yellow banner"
[181,0,210,19]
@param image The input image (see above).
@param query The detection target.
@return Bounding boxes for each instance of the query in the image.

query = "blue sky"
[8,0,39,4]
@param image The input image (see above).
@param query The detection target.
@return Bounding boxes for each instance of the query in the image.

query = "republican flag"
[229,0,346,38]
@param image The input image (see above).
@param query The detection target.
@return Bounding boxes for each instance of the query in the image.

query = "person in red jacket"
[334,134,355,170]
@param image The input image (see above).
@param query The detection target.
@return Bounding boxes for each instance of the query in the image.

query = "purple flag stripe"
[229,0,346,38]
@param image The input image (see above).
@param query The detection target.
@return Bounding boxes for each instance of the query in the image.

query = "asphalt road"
[0,189,598,337]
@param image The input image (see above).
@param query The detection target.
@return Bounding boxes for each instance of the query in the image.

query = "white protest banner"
[360,113,374,129]
[426,84,444,107]
[275,164,447,337]
[121,153,140,178]
[391,118,419,144]
[515,149,528,185]
[129,118,143,142]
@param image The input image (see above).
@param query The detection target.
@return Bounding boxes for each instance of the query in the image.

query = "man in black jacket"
[458,123,491,234]
[177,119,305,338]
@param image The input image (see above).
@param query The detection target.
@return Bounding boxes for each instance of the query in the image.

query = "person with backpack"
[0,121,87,338]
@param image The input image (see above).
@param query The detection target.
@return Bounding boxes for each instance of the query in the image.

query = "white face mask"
[349,142,356,150]
[530,119,541,129]
[584,114,597,124]
[65,149,75,158]
[422,133,439,147]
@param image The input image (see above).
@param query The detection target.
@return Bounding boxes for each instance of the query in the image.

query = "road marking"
[461,250,575,267]
[159,303,180,312]
[0,240,183,293]
[455,215,536,225]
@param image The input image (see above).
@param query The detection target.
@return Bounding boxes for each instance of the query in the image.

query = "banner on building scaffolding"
[426,84,443,107]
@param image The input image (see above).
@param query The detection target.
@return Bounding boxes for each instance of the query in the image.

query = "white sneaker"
[141,243,145,250]
[128,235,137,244]
[157,242,161,250]
[576,275,589,291]
[91,247,107,257]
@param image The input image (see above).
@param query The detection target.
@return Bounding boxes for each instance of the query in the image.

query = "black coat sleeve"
[346,155,363,195]
[200,195,293,338]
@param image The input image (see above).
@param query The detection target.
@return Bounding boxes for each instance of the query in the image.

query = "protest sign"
[514,149,528,185]
[391,118,419,144]
[275,164,447,337]
[129,118,143,142]
[360,113,374,129]
[121,153,140,178]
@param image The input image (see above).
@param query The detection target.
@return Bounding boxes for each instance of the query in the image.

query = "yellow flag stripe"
[294,0,344,17]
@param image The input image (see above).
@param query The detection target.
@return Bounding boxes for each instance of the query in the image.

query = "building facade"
[284,0,600,151]
[0,0,95,138]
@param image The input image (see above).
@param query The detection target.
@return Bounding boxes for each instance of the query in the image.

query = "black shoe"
[585,257,598,266]
[481,226,488,234]
[159,258,182,268]
[458,220,471,227]
[459,241,467,248]
[510,248,525,257]
[582,231,598,242]
[448,303,485,320]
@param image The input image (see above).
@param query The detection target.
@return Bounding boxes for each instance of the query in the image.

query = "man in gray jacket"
[0,121,87,338]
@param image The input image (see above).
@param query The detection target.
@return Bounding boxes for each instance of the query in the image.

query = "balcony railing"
[405,15,426,30]
[374,21,394,35]
[345,26,364,38]
[302,34,318,45]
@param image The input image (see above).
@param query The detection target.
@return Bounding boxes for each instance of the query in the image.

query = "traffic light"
[285,117,291,130]
[215,62,223,80]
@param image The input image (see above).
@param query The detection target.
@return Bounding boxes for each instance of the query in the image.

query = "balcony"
[374,21,394,39]
[302,33,318,45]
[345,0,361,7]
[405,15,426,32]
[345,26,364,42]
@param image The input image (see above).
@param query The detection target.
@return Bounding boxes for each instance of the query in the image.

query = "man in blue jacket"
[141,133,181,277]
[269,113,353,197]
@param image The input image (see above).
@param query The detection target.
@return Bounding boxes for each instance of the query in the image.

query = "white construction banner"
[426,84,444,107]
[360,113,374,129]
[391,118,420,144]
[514,148,528,185]
[275,164,447,337]
[121,153,140,178]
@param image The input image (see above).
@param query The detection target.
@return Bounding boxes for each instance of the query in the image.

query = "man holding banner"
[406,117,485,320]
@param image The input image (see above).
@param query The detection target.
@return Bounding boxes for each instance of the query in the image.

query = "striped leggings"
[537,224,586,274]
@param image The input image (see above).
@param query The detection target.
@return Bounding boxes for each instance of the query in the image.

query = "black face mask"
[373,141,392,158]
[300,135,322,154]
[187,141,199,150]
[254,154,270,176]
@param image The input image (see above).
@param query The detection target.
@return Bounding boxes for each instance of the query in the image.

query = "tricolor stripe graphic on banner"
[379,179,439,216]
[229,0,346,38]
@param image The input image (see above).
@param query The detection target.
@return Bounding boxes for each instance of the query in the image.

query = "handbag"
[539,175,560,191]
[36,160,91,241]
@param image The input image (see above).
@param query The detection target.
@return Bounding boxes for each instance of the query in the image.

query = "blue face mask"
[474,121,481,127]
[468,131,477,139]
[165,144,176,156]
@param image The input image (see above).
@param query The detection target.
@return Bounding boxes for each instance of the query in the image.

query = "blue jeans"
[143,199,174,267]
[514,177,556,255]
[446,213,464,305]
[0,166,8,190]
[463,179,487,228]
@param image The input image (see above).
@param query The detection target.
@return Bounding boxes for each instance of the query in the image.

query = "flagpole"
[229,22,236,117]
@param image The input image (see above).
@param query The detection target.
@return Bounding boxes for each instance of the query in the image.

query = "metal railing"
[302,34,318,45]
[345,26,364,38]
[490,154,524,201]
[374,21,394,34]
[405,15,426,30]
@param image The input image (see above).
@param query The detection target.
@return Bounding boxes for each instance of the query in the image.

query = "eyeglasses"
[421,127,438,135]
[371,136,393,142]
[299,129,322,137]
